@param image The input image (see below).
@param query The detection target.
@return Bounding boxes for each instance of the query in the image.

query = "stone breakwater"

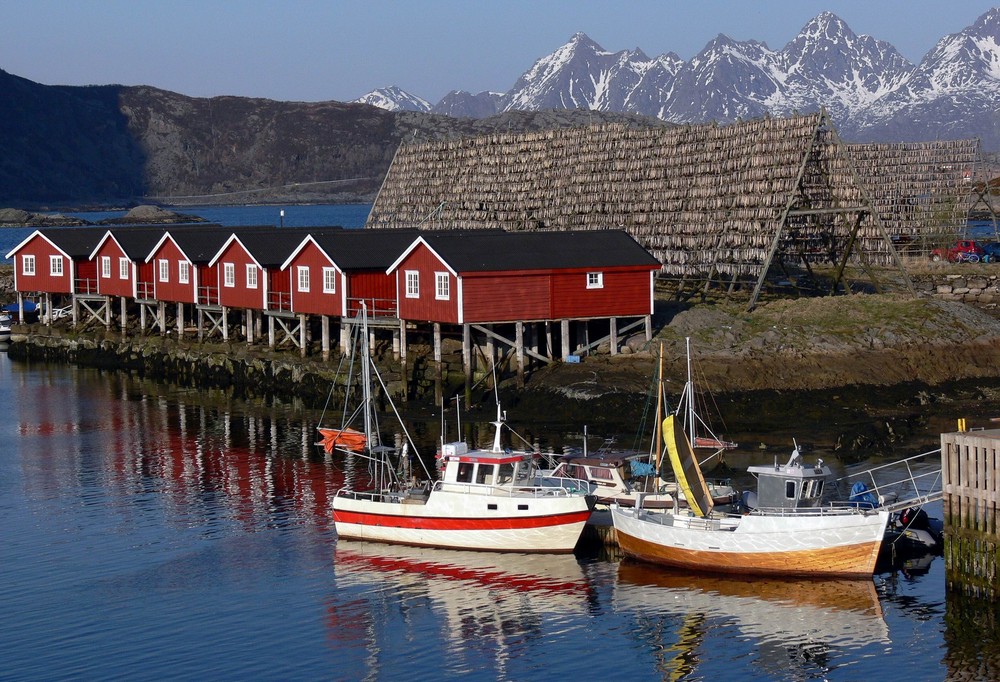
[5,331,469,410]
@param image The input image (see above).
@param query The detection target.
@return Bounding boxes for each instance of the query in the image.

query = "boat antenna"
[453,395,462,441]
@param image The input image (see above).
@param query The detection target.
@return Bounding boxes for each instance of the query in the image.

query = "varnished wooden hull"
[611,506,890,578]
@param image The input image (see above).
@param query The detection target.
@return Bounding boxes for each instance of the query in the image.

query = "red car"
[930,240,984,263]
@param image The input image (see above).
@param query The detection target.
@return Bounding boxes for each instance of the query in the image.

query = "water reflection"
[613,562,889,679]
[329,541,596,677]
[14,368,343,533]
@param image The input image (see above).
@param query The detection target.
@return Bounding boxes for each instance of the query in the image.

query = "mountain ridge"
[363,9,1000,150]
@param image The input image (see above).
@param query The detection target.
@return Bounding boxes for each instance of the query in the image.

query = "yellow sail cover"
[663,415,714,517]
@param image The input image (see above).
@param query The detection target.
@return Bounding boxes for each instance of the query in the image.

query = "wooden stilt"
[463,323,471,406]
[515,321,525,388]
[321,315,330,361]
[610,317,618,355]
[561,319,570,360]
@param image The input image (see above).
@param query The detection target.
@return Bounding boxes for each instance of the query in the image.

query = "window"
[322,267,336,293]
[405,270,419,298]
[246,264,258,289]
[785,480,797,500]
[50,255,63,276]
[475,464,495,485]
[22,255,35,276]
[223,263,235,287]
[119,257,130,280]
[297,266,310,292]
[158,259,169,282]
[178,261,190,284]
[586,271,604,289]
[101,256,111,278]
[435,272,450,300]
[456,462,473,483]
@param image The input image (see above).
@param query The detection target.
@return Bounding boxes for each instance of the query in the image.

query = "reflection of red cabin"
[281,229,417,318]
[388,230,660,324]
[5,227,107,296]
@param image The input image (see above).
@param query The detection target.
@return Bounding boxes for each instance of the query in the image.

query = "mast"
[654,342,664,471]
[685,337,695,449]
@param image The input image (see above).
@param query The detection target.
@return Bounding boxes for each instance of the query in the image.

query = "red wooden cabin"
[388,230,660,324]
[6,227,107,297]
[281,229,418,318]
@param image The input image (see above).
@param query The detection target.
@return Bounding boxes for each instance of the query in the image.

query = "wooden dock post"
[942,428,1000,598]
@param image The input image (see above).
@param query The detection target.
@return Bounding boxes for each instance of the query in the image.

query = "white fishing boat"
[327,305,594,553]
[611,362,891,578]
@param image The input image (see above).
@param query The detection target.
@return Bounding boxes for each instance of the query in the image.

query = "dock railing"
[832,448,943,512]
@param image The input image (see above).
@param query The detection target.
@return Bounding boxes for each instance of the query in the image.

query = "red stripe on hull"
[333,509,592,531]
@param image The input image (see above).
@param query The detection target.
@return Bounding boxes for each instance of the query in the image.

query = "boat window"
[496,463,515,485]
[803,479,824,499]
[590,467,614,481]
[457,462,473,483]
[568,464,587,479]
[476,464,495,485]
[785,480,797,499]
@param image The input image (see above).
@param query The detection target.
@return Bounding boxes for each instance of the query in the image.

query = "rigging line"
[369,352,431,479]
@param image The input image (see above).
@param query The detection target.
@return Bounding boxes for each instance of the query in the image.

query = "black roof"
[39,227,109,258]
[310,229,420,270]
[418,230,660,272]
[234,228,342,267]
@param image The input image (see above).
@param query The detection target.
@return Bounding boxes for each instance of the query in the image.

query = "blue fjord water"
[0,350,961,682]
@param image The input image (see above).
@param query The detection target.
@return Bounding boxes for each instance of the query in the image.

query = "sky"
[1,1,998,105]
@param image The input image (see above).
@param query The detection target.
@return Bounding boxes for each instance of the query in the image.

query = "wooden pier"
[942,428,1000,598]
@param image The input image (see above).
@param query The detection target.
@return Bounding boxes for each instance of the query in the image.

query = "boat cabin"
[438,442,536,488]
[745,448,831,509]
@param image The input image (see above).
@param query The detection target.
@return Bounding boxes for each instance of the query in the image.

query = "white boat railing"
[832,448,943,512]
[434,480,590,498]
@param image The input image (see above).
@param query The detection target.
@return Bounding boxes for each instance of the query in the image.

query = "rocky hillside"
[0,68,666,206]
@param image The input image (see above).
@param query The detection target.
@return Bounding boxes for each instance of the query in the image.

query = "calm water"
[0,204,371,263]
[0,351,968,681]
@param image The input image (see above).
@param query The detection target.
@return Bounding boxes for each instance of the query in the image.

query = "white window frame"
[223,262,235,288]
[297,266,310,293]
[405,270,419,298]
[50,255,63,277]
[246,264,258,289]
[22,255,35,276]
[119,257,130,280]
[435,272,450,300]
[178,261,190,285]
[322,267,336,293]
[586,271,604,289]
[101,256,111,278]
[158,259,169,282]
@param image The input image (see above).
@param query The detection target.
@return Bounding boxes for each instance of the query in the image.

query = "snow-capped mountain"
[352,86,431,113]
[500,32,654,113]
[359,9,1000,149]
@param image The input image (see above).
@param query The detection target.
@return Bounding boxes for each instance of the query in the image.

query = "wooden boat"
[611,414,890,578]
[328,305,594,553]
